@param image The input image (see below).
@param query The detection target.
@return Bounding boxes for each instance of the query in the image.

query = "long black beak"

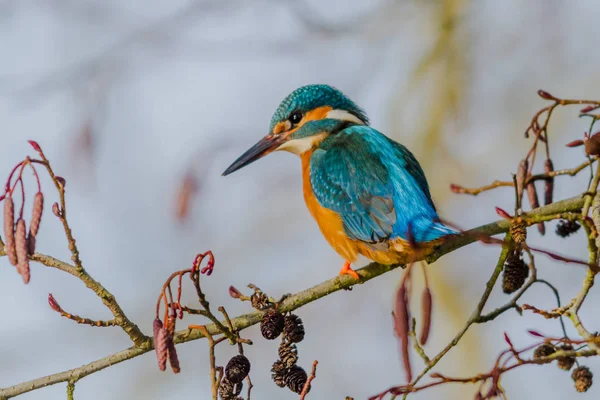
[222,134,285,176]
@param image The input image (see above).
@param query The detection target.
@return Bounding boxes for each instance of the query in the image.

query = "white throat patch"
[276,133,328,155]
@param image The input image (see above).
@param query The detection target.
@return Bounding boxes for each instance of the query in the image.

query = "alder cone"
[225,355,250,384]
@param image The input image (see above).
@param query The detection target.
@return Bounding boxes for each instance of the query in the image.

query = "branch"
[0,194,587,399]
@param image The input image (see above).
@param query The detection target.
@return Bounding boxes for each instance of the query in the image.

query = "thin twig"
[196,325,219,400]
[299,360,318,400]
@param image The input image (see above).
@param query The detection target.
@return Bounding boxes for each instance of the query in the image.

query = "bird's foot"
[339,261,359,280]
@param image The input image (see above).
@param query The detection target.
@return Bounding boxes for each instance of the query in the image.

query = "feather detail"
[309,126,455,245]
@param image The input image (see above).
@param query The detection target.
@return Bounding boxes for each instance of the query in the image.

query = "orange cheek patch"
[301,106,333,126]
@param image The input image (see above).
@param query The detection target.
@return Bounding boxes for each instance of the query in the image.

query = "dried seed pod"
[279,339,298,368]
[502,250,528,294]
[585,132,600,156]
[509,220,527,245]
[29,192,44,237]
[250,291,270,310]
[533,343,556,359]
[3,194,17,266]
[557,344,576,371]
[393,282,412,382]
[544,159,554,205]
[419,287,432,346]
[27,233,36,255]
[219,377,235,399]
[556,220,581,238]
[526,177,545,235]
[285,365,309,394]
[572,366,593,392]
[271,360,287,388]
[15,219,30,283]
[153,320,168,371]
[515,159,529,208]
[165,331,180,373]
[283,314,305,343]
[225,355,250,384]
[260,309,284,340]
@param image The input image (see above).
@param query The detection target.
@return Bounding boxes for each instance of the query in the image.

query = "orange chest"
[301,152,331,222]
[300,152,360,262]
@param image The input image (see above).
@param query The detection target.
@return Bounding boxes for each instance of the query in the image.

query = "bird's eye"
[288,111,303,125]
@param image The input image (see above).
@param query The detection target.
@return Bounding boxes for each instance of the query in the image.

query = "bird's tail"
[407,217,458,243]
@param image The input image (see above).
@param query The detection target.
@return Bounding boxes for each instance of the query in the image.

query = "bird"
[223,84,456,280]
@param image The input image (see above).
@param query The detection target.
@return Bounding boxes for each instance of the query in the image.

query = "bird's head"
[222,84,368,176]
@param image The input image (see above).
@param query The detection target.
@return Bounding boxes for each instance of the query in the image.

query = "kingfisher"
[223,84,455,280]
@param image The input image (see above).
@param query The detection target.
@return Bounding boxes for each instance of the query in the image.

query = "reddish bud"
[52,202,61,217]
[55,176,66,189]
[48,294,61,312]
[537,90,555,100]
[229,285,243,299]
[419,287,432,346]
[516,159,528,208]
[566,139,585,148]
[504,332,514,347]
[449,184,463,194]
[544,159,554,206]
[527,330,545,338]
[15,219,30,283]
[393,282,411,382]
[200,258,215,276]
[153,321,168,371]
[3,194,17,266]
[580,105,597,114]
[29,192,44,237]
[495,207,512,220]
[165,331,180,373]
[28,140,42,153]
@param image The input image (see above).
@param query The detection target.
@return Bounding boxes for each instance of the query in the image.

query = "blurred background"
[1,0,600,399]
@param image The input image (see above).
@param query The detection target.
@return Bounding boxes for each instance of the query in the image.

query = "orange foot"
[339,260,359,280]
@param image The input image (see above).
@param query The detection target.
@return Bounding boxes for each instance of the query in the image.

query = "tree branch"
[0,194,586,399]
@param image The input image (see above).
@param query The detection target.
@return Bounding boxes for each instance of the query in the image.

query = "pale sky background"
[1,1,600,399]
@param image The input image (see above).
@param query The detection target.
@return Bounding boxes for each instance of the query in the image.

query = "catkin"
[15,219,30,283]
[3,195,17,266]
[29,192,44,237]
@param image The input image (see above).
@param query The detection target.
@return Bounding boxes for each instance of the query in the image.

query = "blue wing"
[310,126,454,243]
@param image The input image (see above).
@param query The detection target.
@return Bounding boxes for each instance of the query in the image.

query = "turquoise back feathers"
[310,125,455,243]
